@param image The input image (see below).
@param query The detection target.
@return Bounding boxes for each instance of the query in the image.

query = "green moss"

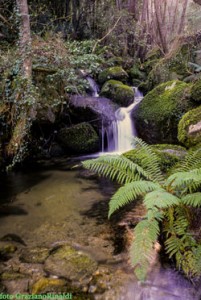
[19,247,49,264]
[143,45,192,91]
[100,80,134,106]
[0,243,17,255]
[0,272,27,281]
[135,80,194,144]
[128,65,146,81]
[178,105,201,147]
[57,122,99,154]
[32,278,67,294]
[191,79,201,102]
[106,57,123,66]
[44,245,98,283]
[98,66,128,84]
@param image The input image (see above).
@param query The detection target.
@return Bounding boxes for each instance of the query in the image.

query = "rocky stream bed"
[0,159,200,300]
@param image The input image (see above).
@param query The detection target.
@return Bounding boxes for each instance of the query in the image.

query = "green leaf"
[144,190,180,210]
[108,180,160,217]
[130,219,160,281]
[131,137,164,184]
[182,192,201,207]
[166,168,201,192]
[83,155,150,185]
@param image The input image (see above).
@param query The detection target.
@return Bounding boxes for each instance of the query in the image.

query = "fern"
[132,137,164,184]
[165,168,201,192]
[182,192,201,207]
[130,219,160,281]
[171,148,201,173]
[144,190,180,210]
[83,155,150,185]
[108,181,160,217]
[82,138,201,280]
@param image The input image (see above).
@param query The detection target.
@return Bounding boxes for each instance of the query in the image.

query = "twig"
[92,16,122,53]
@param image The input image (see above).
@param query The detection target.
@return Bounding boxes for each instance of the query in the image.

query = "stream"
[0,159,200,299]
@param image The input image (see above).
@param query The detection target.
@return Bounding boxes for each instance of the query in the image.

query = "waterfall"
[86,76,99,97]
[104,87,143,153]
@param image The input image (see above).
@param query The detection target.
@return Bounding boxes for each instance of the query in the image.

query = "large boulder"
[69,95,118,126]
[57,122,99,154]
[98,66,128,84]
[191,79,201,103]
[178,106,201,147]
[100,80,134,106]
[135,80,194,144]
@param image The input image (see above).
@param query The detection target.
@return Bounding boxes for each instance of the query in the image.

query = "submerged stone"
[0,272,28,281]
[0,242,17,255]
[19,247,49,264]
[44,245,98,285]
[31,277,67,294]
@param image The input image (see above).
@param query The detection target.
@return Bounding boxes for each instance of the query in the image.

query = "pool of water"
[0,159,200,299]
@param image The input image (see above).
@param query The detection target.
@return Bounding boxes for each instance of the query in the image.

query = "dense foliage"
[83,138,201,280]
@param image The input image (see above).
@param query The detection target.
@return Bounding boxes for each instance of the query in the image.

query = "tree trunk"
[177,0,188,35]
[193,0,201,4]
[16,0,32,79]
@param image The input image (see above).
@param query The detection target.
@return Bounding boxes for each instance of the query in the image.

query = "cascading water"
[86,76,99,97]
[105,88,143,153]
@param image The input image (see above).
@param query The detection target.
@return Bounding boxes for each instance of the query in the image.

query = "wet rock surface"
[44,245,98,285]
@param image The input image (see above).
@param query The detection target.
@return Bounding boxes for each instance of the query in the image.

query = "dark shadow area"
[0,157,79,207]
[0,205,28,217]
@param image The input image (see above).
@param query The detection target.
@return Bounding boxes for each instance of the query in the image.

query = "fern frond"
[82,155,150,185]
[130,219,160,280]
[108,181,160,217]
[165,168,201,192]
[131,137,164,184]
[194,245,201,277]
[163,205,190,237]
[182,193,201,207]
[144,190,180,210]
[172,148,201,172]
[165,236,182,258]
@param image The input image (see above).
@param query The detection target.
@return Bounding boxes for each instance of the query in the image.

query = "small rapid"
[103,87,143,153]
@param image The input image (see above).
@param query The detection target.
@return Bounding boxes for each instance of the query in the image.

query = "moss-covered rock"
[178,105,201,147]
[31,278,67,294]
[98,67,128,84]
[0,272,28,281]
[135,80,194,144]
[0,242,17,255]
[191,79,201,102]
[44,245,98,285]
[100,80,134,106]
[57,122,99,154]
[124,144,186,173]
[19,247,49,264]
